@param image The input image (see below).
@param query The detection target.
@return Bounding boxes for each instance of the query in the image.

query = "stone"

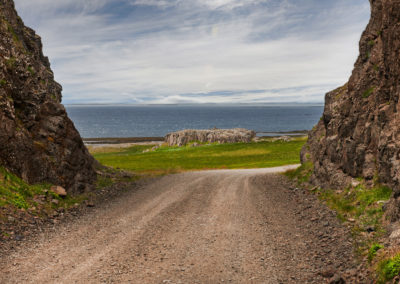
[14,235,23,241]
[272,136,292,142]
[320,268,336,278]
[389,228,400,239]
[351,180,360,187]
[165,128,256,146]
[366,226,375,233]
[86,200,95,207]
[329,274,346,284]
[0,0,96,194]
[50,186,67,197]
[301,0,400,221]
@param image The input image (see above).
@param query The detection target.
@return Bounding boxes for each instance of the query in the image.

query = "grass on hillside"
[91,137,307,175]
[284,162,399,282]
[0,167,51,209]
[318,184,391,252]
[377,253,400,283]
[0,167,88,214]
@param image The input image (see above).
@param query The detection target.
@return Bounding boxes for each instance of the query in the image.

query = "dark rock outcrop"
[165,128,256,146]
[302,0,400,220]
[0,0,96,193]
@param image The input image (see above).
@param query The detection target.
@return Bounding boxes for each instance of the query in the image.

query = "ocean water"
[65,104,324,138]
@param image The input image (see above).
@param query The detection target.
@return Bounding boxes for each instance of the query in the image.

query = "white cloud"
[13,0,370,104]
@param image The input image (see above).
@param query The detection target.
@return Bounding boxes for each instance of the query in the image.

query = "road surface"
[0,166,357,283]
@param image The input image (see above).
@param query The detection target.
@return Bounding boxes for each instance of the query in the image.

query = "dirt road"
[0,166,358,283]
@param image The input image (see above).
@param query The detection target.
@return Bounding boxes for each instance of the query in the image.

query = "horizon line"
[64,102,325,106]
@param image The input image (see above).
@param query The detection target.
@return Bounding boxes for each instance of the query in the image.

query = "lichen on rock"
[0,0,96,194]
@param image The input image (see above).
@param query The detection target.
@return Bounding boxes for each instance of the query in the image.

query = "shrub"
[27,66,35,75]
[377,254,400,283]
[6,57,16,68]
[368,243,384,262]
[363,87,375,98]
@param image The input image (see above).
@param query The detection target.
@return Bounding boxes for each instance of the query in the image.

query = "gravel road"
[0,166,359,283]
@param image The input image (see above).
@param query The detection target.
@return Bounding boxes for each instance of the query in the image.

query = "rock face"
[302,0,400,219]
[0,0,96,193]
[165,128,256,146]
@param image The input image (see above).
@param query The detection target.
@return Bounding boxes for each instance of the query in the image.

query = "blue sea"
[65,104,324,138]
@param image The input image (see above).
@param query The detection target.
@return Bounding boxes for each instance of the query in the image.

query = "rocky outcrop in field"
[0,0,95,193]
[302,0,400,220]
[165,128,256,146]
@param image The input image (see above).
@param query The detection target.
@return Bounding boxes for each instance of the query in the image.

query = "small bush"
[368,243,384,262]
[7,24,19,43]
[6,57,16,68]
[357,185,392,206]
[363,87,375,98]
[284,161,313,184]
[0,167,50,209]
[50,94,58,101]
[27,66,35,75]
[377,254,400,283]
[96,176,113,189]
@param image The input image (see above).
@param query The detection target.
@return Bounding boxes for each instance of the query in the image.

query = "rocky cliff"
[165,128,256,146]
[302,0,400,219]
[0,0,96,193]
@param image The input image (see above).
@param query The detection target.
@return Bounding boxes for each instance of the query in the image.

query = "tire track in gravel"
[0,165,359,283]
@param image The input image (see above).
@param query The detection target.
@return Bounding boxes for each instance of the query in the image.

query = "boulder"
[50,186,67,197]
[165,128,256,146]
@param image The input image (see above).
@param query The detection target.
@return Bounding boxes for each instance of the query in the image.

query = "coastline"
[83,131,309,146]
[83,137,164,145]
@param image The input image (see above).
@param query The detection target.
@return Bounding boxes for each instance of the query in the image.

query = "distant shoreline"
[83,137,164,145]
[83,131,309,145]
[66,103,324,107]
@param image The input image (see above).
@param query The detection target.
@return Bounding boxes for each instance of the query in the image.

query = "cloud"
[13,0,370,104]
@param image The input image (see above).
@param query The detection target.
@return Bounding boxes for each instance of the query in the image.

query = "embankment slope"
[0,0,95,193]
[302,0,400,220]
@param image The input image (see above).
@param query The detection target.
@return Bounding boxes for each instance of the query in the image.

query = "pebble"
[329,273,345,284]
[320,268,336,278]
[14,235,24,241]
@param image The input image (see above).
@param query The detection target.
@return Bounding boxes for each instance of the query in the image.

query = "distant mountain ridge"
[0,0,95,193]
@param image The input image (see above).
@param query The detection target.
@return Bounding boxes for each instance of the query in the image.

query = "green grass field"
[0,167,87,213]
[92,137,306,175]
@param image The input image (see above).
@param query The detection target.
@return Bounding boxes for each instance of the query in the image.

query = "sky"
[14,0,370,104]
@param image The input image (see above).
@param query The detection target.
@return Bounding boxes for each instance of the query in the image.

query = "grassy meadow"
[91,137,306,175]
[0,167,87,213]
[0,137,305,219]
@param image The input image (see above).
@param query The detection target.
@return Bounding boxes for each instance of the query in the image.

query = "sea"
[65,104,324,138]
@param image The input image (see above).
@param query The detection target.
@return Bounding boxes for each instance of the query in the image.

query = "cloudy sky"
[14,0,370,104]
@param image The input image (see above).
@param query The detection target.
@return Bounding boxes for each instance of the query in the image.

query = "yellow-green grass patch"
[92,137,306,175]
